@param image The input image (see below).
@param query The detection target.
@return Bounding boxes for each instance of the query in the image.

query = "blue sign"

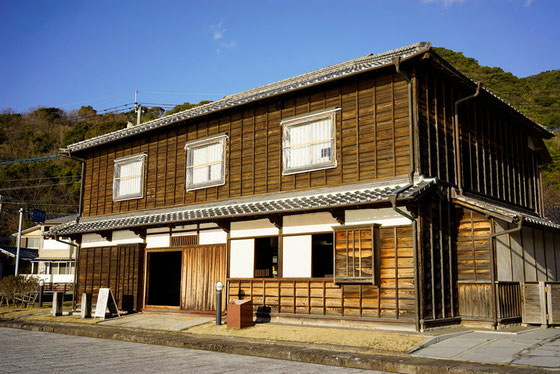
[31,208,46,223]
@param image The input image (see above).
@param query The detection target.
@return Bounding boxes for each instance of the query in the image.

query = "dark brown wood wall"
[82,71,411,217]
[228,226,415,320]
[454,208,495,320]
[182,245,227,311]
[77,244,144,312]
[417,68,540,212]
[419,195,456,321]
[456,209,492,282]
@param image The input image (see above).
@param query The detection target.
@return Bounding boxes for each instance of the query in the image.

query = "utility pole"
[135,90,142,126]
[14,208,23,276]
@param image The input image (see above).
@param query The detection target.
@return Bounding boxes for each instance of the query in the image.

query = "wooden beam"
[99,231,112,242]
[330,208,345,225]
[268,215,282,229]
[216,221,231,233]
[131,228,146,240]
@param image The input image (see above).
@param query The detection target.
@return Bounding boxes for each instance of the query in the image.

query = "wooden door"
[182,245,227,311]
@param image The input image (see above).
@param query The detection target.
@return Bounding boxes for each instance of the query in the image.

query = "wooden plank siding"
[77,244,145,312]
[419,195,456,321]
[182,245,227,311]
[227,226,415,320]
[416,67,540,213]
[81,71,411,217]
[495,222,560,283]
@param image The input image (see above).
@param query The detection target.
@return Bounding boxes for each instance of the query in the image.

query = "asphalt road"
[0,327,388,373]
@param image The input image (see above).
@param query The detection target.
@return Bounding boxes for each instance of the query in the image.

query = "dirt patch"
[21,313,99,324]
[185,322,427,352]
[0,306,97,324]
[0,306,46,319]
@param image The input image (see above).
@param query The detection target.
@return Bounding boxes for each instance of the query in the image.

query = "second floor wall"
[82,69,412,217]
[416,62,546,213]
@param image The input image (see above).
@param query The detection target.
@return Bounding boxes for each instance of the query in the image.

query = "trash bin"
[227,299,254,328]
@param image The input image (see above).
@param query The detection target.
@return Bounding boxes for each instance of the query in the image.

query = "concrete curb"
[407,331,472,354]
[0,319,549,373]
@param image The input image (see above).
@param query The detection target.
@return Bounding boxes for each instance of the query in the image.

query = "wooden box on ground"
[228,300,254,329]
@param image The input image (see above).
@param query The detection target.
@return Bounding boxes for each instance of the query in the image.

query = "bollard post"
[215,281,224,326]
[81,293,92,318]
[38,280,44,308]
[52,292,63,316]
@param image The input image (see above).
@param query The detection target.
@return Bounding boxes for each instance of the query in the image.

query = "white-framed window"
[185,134,227,191]
[281,108,339,175]
[113,153,146,201]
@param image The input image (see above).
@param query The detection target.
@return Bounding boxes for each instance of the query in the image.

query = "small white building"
[19,215,78,286]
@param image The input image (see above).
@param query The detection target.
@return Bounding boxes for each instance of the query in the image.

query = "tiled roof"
[47,177,436,236]
[45,213,79,224]
[63,42,431,153]
[0,247,38,261]
[454,195,560,231]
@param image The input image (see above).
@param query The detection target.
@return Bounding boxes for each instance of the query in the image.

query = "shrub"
[0,275,39,306]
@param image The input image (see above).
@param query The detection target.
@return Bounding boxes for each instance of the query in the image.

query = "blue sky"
[0,0,558,114]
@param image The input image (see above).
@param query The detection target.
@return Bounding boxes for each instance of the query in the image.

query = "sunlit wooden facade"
[52,42,560,330]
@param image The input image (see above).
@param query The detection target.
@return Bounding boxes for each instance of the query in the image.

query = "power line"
[1,189,79,204]
[0,154,69,167]
[0,181,77,191]
[0,175,78,183]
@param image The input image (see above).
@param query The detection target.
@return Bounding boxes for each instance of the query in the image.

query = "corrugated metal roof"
[454,195,560,231]
[47,177,436,236]
[63,42,431,153]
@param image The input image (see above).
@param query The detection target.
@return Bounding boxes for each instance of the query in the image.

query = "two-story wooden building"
[47,42,560,330]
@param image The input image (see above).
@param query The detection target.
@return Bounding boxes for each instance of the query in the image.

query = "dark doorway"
[312,233,334,277]
[254,237,279,278]
[147,251,181,306]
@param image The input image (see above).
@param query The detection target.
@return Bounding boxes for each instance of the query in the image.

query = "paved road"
[412,328,560,368]
[0,327,387,373]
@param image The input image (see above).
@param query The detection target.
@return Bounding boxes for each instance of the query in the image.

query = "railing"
[497,282,521,319]
[458,281,521,320]
[24,274,74,284]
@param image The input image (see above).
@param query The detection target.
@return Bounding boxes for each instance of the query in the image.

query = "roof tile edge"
[64,41,431,154]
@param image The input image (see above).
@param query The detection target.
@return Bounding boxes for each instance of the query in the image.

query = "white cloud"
[211,23,237,53]
[219,41,237,49]
[524,0,533,7]
[422,0,465,8]
[211,22,225,40]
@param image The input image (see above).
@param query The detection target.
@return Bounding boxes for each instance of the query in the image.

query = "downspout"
[393,57,415,184]
[488,216,523,328]
[454,82,482,195]
[392,58,420,329]
[389,192,420,331]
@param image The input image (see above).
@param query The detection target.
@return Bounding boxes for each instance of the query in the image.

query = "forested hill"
[0,48,559,240]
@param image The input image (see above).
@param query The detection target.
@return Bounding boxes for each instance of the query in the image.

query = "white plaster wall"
[199,229,227,245]
[146,233,170,248]
[282,235,311,277]
[230,219,279,238]
[43,238,71,250]
[283,212,337,234]
[199,222,218,229]
[344,208,411,226]
[229,239,254,278]
[112,230,143,245]
[172,224,197,231]
[147,227,169,234]
[81,233,113,248]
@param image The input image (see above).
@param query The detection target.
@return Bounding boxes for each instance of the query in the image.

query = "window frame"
[281,108,339,175]
[112,153,146,202]
[333,224,380,285]
[184,134,228,191]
